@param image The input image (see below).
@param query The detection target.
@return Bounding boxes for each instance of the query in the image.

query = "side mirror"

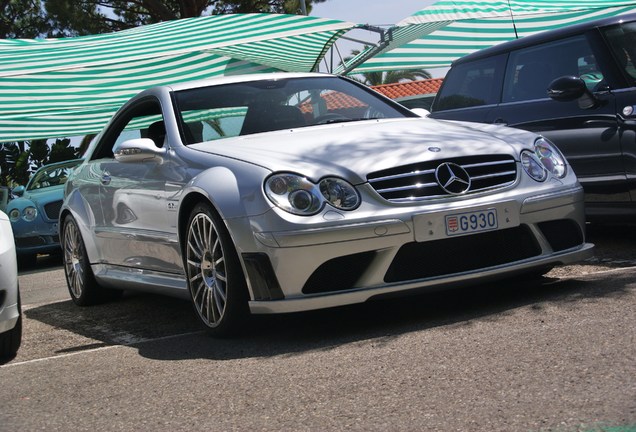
[114,138,167,163]
[410,108,430,117]
[548,76,598,109]
[12,185,25,197]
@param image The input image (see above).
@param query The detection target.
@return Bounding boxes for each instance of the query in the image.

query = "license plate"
[445,208,498,236]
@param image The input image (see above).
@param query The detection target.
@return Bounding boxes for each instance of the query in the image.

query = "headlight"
[535,138,566,178]
[23,206,38,221]
[521,151,547,182]
[265,173,360,216]
[522,138,567,181]
[8,208,20,222]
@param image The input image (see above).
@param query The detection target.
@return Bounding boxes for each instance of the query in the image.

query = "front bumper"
[12,220,60,255]
[233,185,593,314]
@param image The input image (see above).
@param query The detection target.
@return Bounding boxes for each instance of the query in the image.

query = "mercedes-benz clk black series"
[60,73,593,336]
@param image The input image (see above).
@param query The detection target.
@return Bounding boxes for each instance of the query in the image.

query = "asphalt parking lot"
[1,223,635,431]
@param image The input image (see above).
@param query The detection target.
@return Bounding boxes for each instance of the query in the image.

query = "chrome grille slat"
[368,168,436,184]
[471,170,517,181]
[375,182,438,194]
[367,155,517,202]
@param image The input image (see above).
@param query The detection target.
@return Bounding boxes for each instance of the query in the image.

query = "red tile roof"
[298,91,366,113]
[371,78,444,100]
[297,78,444,113]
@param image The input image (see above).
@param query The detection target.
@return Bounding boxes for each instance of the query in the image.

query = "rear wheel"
[62,215,121,305]
[185,203,249,337]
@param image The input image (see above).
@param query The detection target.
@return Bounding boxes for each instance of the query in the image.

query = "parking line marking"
[0,330,203,369]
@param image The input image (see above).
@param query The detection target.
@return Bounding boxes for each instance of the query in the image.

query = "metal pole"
[300,0,307,15]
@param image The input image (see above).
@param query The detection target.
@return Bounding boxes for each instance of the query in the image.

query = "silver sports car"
[60,72,593,336]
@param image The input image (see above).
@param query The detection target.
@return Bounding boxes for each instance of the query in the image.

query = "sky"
[310,0,433,26]
[309,0,441,75]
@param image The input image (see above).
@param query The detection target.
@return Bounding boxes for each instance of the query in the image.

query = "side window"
[603,21,636,87]
[90,100,163,160]
[433,54,505,111]
[503,35,602,103]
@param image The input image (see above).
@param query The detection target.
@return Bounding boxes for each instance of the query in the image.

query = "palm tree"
[342,48,432,85]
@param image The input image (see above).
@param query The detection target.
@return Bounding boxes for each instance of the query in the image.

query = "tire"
[0,290,22,359]
[184,203,249,337]
[61,215,121,306]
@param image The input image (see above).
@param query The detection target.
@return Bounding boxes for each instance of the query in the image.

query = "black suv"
[429,13,636,221]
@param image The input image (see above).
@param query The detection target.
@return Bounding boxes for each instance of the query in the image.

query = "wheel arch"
[59,189,100,264]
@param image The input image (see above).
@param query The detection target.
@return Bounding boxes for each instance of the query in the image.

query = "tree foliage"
[0,0,48,38]
[43,0,328,37]
[0,139,81,187]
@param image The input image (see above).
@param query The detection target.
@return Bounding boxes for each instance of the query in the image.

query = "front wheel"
[185,203,249,337]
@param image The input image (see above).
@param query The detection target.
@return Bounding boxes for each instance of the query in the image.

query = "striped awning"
[0,13,355,143]
[339,1,636,74]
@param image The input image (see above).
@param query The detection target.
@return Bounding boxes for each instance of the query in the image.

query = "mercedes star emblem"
[435,162,471,195]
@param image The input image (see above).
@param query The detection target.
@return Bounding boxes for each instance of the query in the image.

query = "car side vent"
[367,155,517,202]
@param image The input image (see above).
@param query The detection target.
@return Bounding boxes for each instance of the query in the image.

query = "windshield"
[173,76,414,144]
[27,160,81,191]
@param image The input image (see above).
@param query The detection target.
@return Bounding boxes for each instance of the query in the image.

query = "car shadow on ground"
[22,268,634,363]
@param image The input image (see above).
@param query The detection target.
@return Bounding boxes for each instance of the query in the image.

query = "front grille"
[44,200,63,220]
[367,155,517,202]
[385,226,540,283]
[15,235,59,248]
[16,236,47,247]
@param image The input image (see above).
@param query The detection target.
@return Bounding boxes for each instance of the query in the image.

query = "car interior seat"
[240,94,306,135]
[145,120,166,148]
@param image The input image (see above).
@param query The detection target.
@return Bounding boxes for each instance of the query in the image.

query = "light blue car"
[7,159,82,264]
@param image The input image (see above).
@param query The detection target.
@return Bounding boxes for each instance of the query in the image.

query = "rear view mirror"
[114,138,167,163]
[548,76,597,109]
[410,108,430,117]
[12,185,25,197]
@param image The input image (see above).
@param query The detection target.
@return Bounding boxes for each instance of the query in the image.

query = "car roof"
[164,72,333,92]
[452,11,636,65]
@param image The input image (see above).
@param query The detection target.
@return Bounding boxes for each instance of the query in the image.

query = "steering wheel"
[314,113,349,124]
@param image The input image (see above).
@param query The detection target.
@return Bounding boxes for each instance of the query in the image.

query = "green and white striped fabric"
[340,0,636,74]
[0,13,355,143]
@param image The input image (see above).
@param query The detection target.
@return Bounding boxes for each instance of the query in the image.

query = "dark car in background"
[429,12,636,221]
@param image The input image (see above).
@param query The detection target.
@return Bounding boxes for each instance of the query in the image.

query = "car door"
[486,33,626,202]
[94,99,183,274]
[600,19,636,203]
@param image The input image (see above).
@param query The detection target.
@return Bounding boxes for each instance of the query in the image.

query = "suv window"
[502,35,602,103]
[433,54,506,110]
[603,21,636,86]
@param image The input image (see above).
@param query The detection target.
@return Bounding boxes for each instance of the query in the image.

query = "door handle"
[101,173,111,185]
[493,118,508,126]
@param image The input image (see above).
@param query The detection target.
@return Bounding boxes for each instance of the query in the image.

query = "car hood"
[188,117,536,184]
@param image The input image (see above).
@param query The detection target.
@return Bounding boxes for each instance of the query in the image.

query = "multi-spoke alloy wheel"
[61,215,117,305]
[63,217,86,300]
[185,203,247,335]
